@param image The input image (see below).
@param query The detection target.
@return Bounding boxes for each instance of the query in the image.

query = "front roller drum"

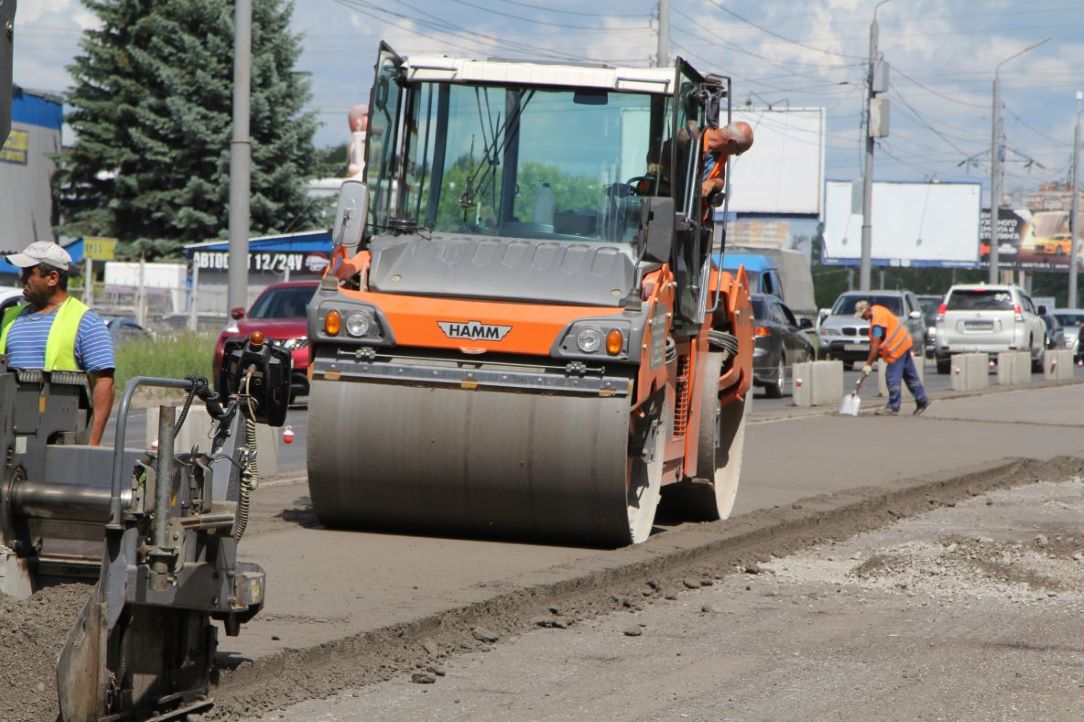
[307,380,665,547]
[661,351,750,521]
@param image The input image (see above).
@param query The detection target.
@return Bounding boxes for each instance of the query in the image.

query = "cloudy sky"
[13,0,1084,197]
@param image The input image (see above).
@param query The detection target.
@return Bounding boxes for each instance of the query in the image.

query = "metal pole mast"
[860,2,890,291]
[989,38,1049,284]
[656,0,670,68]
[1070,91,1082,308]
[227,0,252,313]
[989,74,1002,283]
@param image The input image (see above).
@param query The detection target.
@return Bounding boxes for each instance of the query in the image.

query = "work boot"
[914,401,931,417]
[874,406,898,416]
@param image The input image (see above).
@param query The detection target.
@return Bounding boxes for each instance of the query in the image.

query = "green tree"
[60,0,318,259]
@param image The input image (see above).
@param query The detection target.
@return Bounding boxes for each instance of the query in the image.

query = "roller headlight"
[576,326,603,354]
[346,311,373,337]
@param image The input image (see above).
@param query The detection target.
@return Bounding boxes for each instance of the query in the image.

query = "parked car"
[99,315,152,345]
[750,294,815,398]
[916,294,943,358]
[934,284,1046,374]
[213,281,318,400]
[1052,310,1084,361]
[818,290,926,368]
[0,286,24,315]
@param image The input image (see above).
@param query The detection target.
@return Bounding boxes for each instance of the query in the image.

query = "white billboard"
[823,180,981,267]
[726,107,825,216]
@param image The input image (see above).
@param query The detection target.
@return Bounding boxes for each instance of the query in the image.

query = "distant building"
[0,87,62,254]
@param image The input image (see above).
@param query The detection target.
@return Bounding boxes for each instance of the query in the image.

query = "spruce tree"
[61,0,318,258]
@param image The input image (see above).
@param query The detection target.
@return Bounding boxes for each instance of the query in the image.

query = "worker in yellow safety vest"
[855,299,930,417]
[1,242,116,445]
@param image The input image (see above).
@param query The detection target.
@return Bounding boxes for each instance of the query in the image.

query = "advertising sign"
[823,180,981,267]
[192,250,330,275]
[84,236,118,261]
[0,129,28,165]
[979,208,1081,270]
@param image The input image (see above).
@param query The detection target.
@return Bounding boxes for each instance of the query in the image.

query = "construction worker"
[1,242,115,445]
[855,299,930,416]
[701,121,754,200]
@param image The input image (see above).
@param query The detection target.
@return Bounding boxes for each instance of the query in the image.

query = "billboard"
[979,208,1084,270]
[822,180,981,267]
[727,108,825,216]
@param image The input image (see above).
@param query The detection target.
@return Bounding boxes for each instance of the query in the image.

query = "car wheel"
[1032,339,1045,373]
[936,355,951,375]
[766,355,784,399]
[841,360,854,371]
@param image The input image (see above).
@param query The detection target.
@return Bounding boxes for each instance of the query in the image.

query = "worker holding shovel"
[855,299,931,416]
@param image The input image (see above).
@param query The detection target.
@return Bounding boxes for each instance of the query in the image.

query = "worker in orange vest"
[856,299,930,416]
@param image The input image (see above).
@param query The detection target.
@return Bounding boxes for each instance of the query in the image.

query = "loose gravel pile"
[0,583,93,722]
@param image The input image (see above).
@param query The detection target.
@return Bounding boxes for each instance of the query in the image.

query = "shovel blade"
[838,393,861,416]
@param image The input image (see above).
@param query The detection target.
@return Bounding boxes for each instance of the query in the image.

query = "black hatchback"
[751,294,816,398]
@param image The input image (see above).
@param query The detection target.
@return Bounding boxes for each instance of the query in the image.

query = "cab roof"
[402,54,678,94]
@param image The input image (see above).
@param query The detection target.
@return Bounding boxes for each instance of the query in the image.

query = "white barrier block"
[877,353,924,397]
[1044,350,1074,381]
[997,351,1030,386]
[950,353,989,392]
[146,405,212,453]
[792,361,813,407]
[810,360,844,406]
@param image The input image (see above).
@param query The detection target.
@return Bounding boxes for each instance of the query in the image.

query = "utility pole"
[227,0,252,314]
[989,73,1003,284]
[1070,90,1082,308]
[860,0,892,292]
[655,0,669,68]
[989,38,1049,284]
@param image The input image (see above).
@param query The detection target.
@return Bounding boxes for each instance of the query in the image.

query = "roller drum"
[307,379,640,547]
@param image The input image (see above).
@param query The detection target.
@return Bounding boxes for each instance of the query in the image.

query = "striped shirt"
[5,307,116,372]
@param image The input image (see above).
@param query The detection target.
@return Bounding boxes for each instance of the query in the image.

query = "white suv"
[934,284,1046,374]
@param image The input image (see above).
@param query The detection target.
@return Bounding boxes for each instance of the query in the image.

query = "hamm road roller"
[306,44,754,547]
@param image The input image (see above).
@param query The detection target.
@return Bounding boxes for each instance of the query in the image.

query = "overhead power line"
[492,0,653,19]
[702,0,864,61]
[447,0,651,30]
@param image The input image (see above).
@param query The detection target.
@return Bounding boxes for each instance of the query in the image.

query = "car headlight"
[576,326,603,353]
[346,311,373,337]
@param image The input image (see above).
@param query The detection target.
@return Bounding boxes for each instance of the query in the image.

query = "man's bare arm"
[88,369,115,446]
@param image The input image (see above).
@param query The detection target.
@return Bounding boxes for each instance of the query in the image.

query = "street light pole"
[1070,90,1083,309]
[989,38,1049,284]
[227,0,252,315]
[860,0,891,292]
[655,0,669,68]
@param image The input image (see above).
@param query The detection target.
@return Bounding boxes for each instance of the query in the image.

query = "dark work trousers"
[885,353,928,411]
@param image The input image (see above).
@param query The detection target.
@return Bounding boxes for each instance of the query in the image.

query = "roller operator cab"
[307,44,754,547]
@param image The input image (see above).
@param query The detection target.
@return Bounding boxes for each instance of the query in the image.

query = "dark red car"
[214,281,318,400]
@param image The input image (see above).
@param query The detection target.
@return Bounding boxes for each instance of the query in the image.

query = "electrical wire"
[447,0,650,30]
[492,0,653,18]
[701,0,865,61]
[1004,106,1071,147]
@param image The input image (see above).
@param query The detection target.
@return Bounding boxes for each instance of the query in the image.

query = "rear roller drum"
[661,352,750,522]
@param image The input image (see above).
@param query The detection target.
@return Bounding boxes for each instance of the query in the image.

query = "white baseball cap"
[7,241,72,271]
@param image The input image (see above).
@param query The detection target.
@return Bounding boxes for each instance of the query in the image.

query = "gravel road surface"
[264,474,1084,721]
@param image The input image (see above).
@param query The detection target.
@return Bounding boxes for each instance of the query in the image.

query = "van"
[713,248,816,326]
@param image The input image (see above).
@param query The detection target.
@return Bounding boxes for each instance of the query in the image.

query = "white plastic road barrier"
[794,360,843,407]
[877,353,925,397]
[792,361,813,406]
[1044,350,1075,381]
[997,351,1031,386]
[950,353,989,392]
